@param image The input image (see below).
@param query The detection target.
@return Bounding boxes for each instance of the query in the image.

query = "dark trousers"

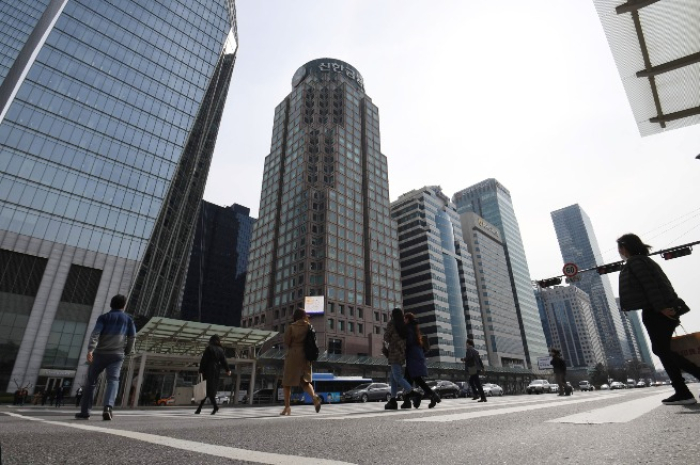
[405,370,437,400]
[197,394,218,411]
[469,373,485,399]
[643,309,700,395]
[555,372,566,394]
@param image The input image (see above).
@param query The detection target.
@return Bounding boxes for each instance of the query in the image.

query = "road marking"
[317,393,621,420]
[548,391,669,424]
[2,412,356,465]
[402,393,634,422]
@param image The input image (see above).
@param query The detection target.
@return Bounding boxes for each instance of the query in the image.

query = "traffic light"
[597,261,624,275]
[537,277,562,288]
[662,247,692,260]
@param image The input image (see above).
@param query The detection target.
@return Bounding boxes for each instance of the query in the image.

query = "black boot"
[478,395,487,403]
[384,398,398,410]
[400,398,412,409]
[211,404,219,415]
[428,395,441,409]
[471,396,479,400]
[412,395,422,409]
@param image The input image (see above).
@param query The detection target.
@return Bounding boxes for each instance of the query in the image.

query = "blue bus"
[291,373,372,404]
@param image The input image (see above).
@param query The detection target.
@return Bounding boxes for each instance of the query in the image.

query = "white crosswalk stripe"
[548,391,670,424]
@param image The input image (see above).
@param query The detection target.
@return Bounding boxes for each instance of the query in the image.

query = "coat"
[199,343,230,398]
[464,346,483,375]
[282,320,312,387]
[383,318,407,365]
[619,255,678,313]
[550,355,566,374]
[405,322,427,378]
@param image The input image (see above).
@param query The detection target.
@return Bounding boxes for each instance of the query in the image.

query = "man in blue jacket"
[75,294,136,420]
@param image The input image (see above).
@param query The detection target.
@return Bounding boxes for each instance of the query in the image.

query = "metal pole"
[132,354,147,408]
[122,355,135,408]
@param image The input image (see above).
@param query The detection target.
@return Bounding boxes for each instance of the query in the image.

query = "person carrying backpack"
[280,308,322,415]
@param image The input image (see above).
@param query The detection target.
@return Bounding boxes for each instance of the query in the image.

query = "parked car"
[426,380,460,399]
[636,381,647,388]
[482,383,503,397]
[599,383,610,390]
[342,383,391,402]
[240,388,277,404]
[610,381,626,390]
[626,380,636,389]
[455,381,472,398]
[526,379,551,394]
[578,381,594,392]
[156,396,175,406]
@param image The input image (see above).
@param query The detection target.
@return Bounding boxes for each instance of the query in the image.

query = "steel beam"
[637,52,700,78]
[616,0,661,15]
[650,105,700,123]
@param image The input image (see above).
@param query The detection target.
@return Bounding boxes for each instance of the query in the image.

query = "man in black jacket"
[550,348,568,396]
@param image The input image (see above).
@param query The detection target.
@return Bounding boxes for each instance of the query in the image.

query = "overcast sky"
[205,1,700,347]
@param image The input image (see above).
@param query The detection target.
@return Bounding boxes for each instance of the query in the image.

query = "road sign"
[537,356,553,370]
[562,262,578,277]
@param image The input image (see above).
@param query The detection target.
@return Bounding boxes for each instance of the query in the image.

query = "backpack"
[304,325,319,362]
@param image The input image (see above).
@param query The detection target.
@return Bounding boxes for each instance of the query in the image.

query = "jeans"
[389,363,413,398]
[643,309,700,395]
[80,353,125,415]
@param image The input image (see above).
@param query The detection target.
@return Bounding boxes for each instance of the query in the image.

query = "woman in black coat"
[617,233,700,406]
[195,335,231,415]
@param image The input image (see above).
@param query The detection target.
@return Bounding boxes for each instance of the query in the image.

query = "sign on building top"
[292,58,365,91]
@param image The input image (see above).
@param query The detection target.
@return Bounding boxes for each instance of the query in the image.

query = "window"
[348,322,354,333]
[328,338,342,355]
[339,321,344,332]
[382,313,388,323]
[328,319,334,330]
[374,326,381,334]
[374,311,379,321]
[348,306,354,317]
[357,308,363,319]
[357,323,363,334]
[339,305,345,315]
[327,302,334,313]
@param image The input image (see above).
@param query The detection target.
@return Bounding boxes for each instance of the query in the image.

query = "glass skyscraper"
[391,186,484,362]
[0,0,237,394]
[453,179,548,369]
[460,212,526,368]
[536,285,605,368]
[551,204,632,367]
[242,58,403,357]
[181,202,255,327]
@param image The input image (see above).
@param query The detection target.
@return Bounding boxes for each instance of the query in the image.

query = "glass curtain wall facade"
[625,308,654,368]
[243,58,403,357]
[535,286,605,368]
[0,0,238,394]
[459,212,526,368]
[391,186,485,363]
[551,204,631,367]
[181,202,255,327]
[453,179,548,369]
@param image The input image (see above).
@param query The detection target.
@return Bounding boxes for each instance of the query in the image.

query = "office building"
[391,186,485,362]
[181,202,255,327]
[625,308,655,369]
[0,0,238,394]
[551,204,632,367]
[242,58,403,357]
[453,179,548,369]
[459,212,526,368]
[536,285,605,368]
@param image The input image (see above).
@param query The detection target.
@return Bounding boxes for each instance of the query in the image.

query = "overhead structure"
[593,0,700,136]
[121,317,278,407]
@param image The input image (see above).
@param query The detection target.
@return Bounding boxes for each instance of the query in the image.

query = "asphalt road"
[1,387,699,464]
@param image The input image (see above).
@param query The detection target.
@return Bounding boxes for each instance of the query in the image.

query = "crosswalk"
[20,388,674,424]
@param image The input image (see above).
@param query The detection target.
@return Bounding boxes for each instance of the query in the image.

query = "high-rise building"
[551,204,632,367]
[391,186,485,362]
[181,202,254,327]
[0,1,238,394]
[242,58,403,357]
[453,179,548,369]
[459,212,526,368]
[535,286,605,368]
[625,309,655,369]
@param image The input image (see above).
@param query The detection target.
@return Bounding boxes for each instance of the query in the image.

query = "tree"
[590,363,608,386]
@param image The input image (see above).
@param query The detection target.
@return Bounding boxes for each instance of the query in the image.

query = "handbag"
[304,325,319,362]
[193,374,207,402]
[670,326,700,366]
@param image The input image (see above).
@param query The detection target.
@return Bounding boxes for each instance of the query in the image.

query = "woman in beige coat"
[280,308,322,415]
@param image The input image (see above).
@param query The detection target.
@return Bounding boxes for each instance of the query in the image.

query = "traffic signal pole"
[536,240,699,287]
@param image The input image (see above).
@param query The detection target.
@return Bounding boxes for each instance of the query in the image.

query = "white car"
[599,384,609,390]
[482,383,503,397]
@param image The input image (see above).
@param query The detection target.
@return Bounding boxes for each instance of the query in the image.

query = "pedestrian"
[194,334,231,415]
[383,308,419,410]
[280,308,322,416]
[41,389,48,406]
[403,312,440,409]
[550,348,568,396]
[54,385,64,407]
[75,294,136,420]
[462,339,487,402]
[13,389,20,405]
[617,233,700,405]
[75,387,83,407]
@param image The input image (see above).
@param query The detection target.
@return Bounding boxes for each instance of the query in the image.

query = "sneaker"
[661,393,697,405]
[74,413,90,420]
[102,406,113,421]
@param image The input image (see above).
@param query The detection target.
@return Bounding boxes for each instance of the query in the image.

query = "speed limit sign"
[562,262,578,277]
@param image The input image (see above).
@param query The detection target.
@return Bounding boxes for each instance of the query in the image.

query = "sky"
[204,1,700,352]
